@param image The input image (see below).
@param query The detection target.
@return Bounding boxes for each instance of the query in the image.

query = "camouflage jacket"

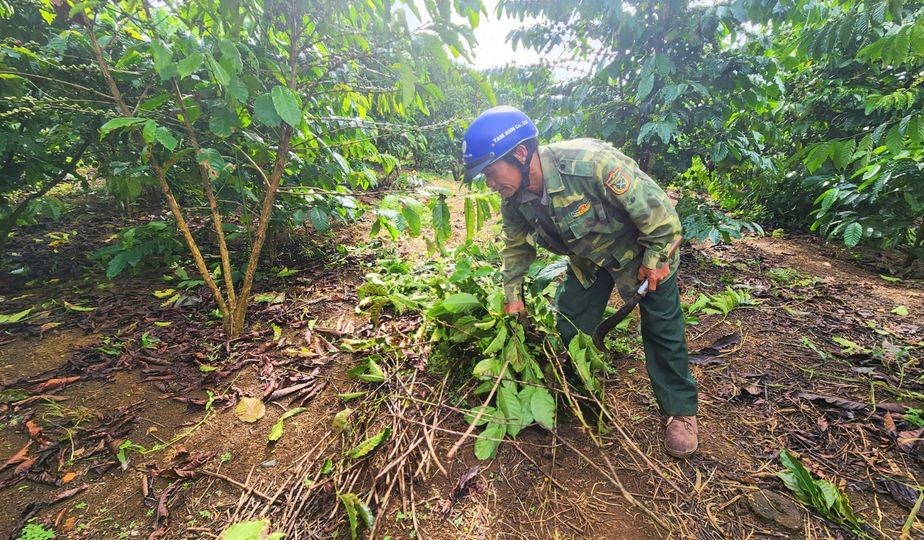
[501,138,682,303]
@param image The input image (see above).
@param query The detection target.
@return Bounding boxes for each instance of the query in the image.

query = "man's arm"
[595,150,681,289]
[500,202,536,309]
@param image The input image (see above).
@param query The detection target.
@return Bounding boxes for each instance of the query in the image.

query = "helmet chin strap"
[512,145,536,198]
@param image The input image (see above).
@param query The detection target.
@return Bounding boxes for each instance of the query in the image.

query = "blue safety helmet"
[462,106,538,182]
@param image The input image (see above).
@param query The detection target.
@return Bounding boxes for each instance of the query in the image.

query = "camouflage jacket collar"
[538,146,565,195]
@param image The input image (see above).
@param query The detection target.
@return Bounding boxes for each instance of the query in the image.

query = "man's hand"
[638,264,670,291]
[504,300,526,315]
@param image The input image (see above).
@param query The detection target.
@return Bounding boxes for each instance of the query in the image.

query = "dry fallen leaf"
[235,397,266,423]
[61,471,77,484]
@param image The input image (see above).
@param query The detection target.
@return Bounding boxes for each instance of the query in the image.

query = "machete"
[592,236,683,352]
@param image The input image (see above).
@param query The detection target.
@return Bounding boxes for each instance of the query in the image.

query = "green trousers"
[555,266,698,416]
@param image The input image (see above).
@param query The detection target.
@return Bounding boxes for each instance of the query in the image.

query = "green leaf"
[472,357,500,379]
[309,207,330,232]
[271,85,301,128]
[431,196,451,242]
[885,124,904,155]
[253,93,282,127]
[842,222,862,248]
[474,421,506,460]
[228,78,249,102]
[346,427,391,459]
[530,387,556,430]
[209,107,237,138]
[831,139,855,169]
[465,405,500,426]
[398,62,416,107]
[636,73,654,101]
[142,119,156,143]
[347,357,385,383]
[155,128,178,151]
[218,39,243,75]
[483,325,507,356]
[497,384,524,436]
[177,52,204,78]
[223,519,279,540]
[891,305,909,316]
[63,300,95,312]
[804,142,831,173]
[517,385,536,426]
[442,293,481,314]
[400,205,421,236]
[0,308,32,324]
[338,493,360,540]
[207,53,230,85]
[266,406,307,443]
[150,40,173,79]
[99,117,145,138]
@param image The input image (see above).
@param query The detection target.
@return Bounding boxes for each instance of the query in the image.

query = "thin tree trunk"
[229,13,302,336]
[172,79,237,310]
[83,21,231,328]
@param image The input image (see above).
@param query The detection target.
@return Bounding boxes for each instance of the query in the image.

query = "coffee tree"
[49,0,484,336]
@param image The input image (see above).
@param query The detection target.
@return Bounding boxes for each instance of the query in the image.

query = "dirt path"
[1,182,922,539]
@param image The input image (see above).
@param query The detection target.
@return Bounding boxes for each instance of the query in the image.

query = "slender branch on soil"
[200,469,273,501]
[551,432,672,532]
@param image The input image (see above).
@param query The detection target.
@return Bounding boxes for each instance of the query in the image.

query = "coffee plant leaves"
[530,387,556,430]
[497,384,524,436]
[474,421,506,460]
[270,85,301,128]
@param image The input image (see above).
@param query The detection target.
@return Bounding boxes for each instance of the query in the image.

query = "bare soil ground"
[1,180,922,539]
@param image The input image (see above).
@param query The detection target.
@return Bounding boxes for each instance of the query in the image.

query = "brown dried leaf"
[881,478,924,513]
[797,392,867,411]
[0,441,32,473]
[235,397,265,423]
[897,429,924,453]
[883,412,897,436]
[28,376,80,393]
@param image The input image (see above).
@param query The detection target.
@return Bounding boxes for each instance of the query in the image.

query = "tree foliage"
[3,0,485,336]
[497,0,923,260]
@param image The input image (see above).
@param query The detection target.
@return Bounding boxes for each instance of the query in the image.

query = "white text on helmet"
[491,120,529,145]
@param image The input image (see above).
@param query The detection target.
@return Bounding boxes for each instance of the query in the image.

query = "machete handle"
[591,236,683,352]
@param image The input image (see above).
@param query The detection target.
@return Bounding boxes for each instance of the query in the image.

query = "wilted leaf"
[153,288,176,298]
[797,392,867,411]
[267,407,307,443]
[497,384,524,436]
[235,397,266,423]
[63,300,95,312]
[222,519,283,540]
[442,293,481,314]
[346,427,391,459]
[880,478,924,517]
[333,408,353,433]
[530,387,556,430]
[0,307,32,324]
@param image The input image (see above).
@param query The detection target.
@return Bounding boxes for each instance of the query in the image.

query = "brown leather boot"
[664,416,698,458]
